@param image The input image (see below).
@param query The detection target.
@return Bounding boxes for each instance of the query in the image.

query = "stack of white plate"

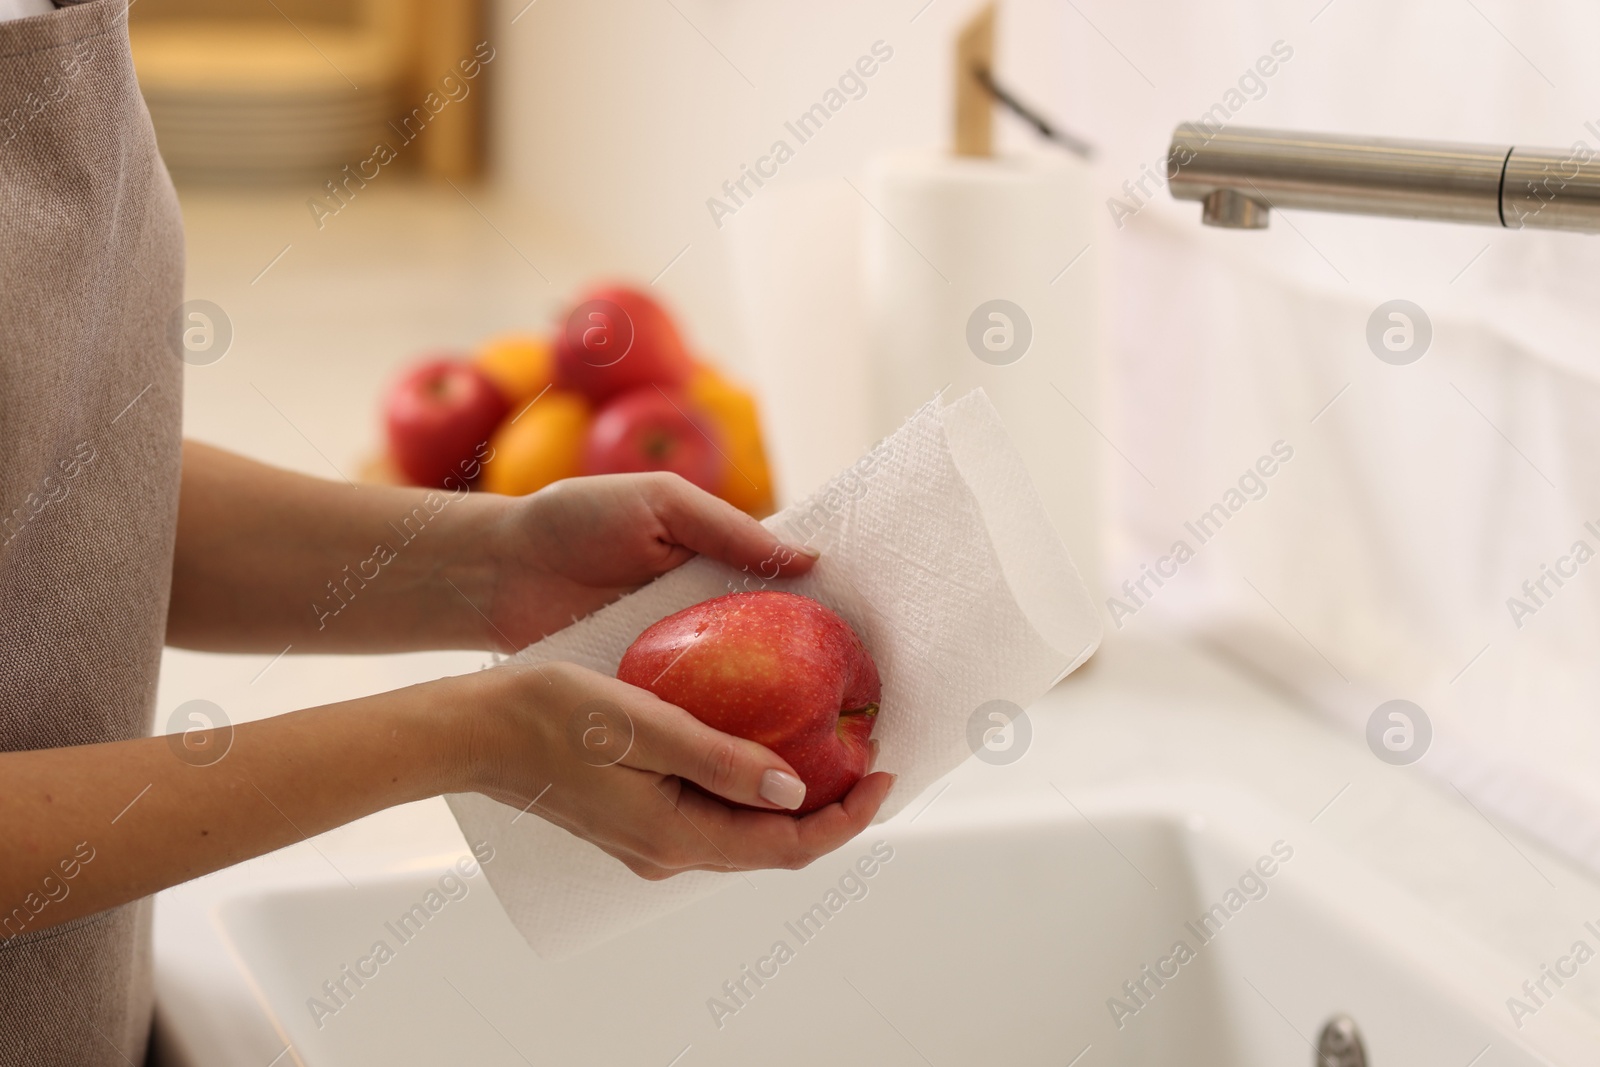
[131,21,401,183]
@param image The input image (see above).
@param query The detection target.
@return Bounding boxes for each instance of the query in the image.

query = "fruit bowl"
[365,284,776,517]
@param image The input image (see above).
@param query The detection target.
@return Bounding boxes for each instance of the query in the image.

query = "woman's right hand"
[447,661,895,880]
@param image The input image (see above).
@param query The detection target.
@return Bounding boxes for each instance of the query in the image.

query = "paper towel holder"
[953,3,1093,161]
[953,3,997,157]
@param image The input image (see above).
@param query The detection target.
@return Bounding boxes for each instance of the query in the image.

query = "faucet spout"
[1167,124,1600,233]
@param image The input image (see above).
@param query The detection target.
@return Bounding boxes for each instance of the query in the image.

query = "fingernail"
[796,544,821,560]
[885,773,898,795]
[760,768,807,810]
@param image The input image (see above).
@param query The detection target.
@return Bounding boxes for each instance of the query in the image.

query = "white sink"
[215,775,1598,1065]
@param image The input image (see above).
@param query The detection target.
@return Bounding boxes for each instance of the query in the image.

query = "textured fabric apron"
[0,0,184,1062]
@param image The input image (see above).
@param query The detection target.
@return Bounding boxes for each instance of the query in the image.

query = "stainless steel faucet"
[1167,124,1600,233]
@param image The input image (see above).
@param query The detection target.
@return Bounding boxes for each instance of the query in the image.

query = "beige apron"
[0,0,184,1062]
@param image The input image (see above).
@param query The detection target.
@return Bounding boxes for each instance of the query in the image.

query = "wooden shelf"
[130,0,486,181]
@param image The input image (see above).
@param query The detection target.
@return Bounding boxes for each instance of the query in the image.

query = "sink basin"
[215,778,1597,1066]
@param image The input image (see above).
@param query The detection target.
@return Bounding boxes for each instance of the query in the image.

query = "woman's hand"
[0,647,892,936]
[457,659,895,879]
[470,473,815,652]
[169,447,807,655]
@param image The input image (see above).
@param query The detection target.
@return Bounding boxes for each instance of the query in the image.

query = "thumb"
[647,474,816,581]
[626,699,809,811]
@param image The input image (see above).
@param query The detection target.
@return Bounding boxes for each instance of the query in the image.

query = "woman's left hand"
[469,473,815,651]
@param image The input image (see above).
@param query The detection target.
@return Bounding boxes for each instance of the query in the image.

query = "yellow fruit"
[476,334,554,405]
[481,390,591,496]
[686,364,775,516]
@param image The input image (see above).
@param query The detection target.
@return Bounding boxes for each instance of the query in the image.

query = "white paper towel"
[446,388,1100,959]
[863,150,1104,596]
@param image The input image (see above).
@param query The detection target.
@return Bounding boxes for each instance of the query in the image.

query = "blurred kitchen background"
[146,0,1600,1060]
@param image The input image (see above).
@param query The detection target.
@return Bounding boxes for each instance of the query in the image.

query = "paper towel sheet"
[446,389,1101,959]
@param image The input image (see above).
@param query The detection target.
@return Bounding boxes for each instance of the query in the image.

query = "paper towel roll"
[862,150,1103,594]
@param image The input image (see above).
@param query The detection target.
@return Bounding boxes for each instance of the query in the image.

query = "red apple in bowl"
[582,387,724,493]
[618,591,880,815]
[383,357,510,489]
[554,285,693,404]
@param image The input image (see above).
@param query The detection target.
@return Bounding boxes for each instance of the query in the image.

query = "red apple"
[383,357,510,488]
[618,591,880,815]
[554,285,693,404]
[582,387,724,493]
